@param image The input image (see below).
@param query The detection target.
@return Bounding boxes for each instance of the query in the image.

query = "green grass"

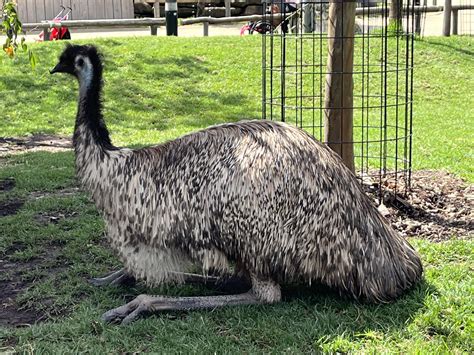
[0,37,262,145]
[0,36,473,353]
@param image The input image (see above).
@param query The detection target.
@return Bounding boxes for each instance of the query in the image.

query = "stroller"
[240,20,274,35]
[240,1,298,36]
[38,6,72,41]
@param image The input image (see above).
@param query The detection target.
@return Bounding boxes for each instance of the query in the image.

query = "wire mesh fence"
[262,0,415,199]
[459,0,474,35]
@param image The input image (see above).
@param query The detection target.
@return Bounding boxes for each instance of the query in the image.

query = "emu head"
[50,45,103,86]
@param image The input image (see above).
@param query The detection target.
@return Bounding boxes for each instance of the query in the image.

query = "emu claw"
[89,268,136,287]
[102,295,154,325]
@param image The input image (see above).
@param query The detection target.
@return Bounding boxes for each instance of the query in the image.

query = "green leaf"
[21,38,28,52]
[28,49,37,69]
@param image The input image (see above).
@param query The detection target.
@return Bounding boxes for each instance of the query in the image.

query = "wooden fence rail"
[20,4,473,38]
[16,0,134,23]
[22,18,166,29]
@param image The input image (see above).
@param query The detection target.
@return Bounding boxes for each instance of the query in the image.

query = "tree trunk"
[324,0,356,173]
[443,0,452,36]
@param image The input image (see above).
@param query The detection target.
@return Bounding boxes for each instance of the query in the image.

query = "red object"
[50,25,69,40]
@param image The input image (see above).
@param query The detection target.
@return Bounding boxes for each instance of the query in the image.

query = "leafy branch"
[2,0,37,67]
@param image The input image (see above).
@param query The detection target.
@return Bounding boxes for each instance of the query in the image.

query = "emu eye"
[76,58,84,67]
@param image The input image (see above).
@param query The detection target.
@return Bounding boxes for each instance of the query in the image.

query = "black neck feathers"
[73,50,116,151]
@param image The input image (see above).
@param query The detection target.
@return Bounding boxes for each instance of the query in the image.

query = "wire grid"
[459,0,474,35]
[262,0,415,197]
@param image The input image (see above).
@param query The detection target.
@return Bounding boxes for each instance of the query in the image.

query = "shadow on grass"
[99,274,435,336]
[420,38,474,57]
[286,278,434,326]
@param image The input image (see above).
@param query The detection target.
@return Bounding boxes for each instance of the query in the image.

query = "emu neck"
[72,62,121,200]
[73,65,114,152]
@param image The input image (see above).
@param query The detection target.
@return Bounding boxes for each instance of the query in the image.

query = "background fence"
[16,0,134,22]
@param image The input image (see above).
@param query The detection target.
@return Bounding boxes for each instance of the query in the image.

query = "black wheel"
[255,21,274,34]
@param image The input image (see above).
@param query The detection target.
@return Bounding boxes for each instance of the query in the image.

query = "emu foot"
[102,292,262,325]
[89,268,136,287]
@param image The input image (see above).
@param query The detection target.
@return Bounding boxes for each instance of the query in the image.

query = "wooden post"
[303,2,313,33]
[452,8,458,35]
[203,20,209,36]
[324,0,356,173]
[225,0,231,17]
[150,1,160,35]
[389,0,402,29]
[43,29,50,41]
[415,0,422,35]
[154,0,161,17]
[443,0,452,36]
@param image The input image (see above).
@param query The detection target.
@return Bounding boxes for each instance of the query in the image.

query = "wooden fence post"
[443,0,452,36]
[389,0,402,28]
[43,25,50,41]
[225,0,231,17]
[415,0,422,35]
[452,8,458,35]
[324,0,356,173]
[150,1,160,35]
[303,2,313,33]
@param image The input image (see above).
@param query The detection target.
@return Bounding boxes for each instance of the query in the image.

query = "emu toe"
[102,295,154,325]
[89,268,136,287]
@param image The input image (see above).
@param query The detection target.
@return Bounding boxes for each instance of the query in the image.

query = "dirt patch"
[29,187,81,200]
[0,243,67,327]
[0,178,15,192]
[0,199,24,217]
[0,134,72,156]
[371,171,473,242]
[0,258,44,327]
[34,211,79,225]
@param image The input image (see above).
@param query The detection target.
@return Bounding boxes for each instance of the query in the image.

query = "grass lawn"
[0,36,473,353]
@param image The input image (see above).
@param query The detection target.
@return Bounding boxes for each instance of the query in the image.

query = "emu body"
[51,45,422,324]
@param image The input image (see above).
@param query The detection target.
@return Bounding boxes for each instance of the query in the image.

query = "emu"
[50,45,422,324]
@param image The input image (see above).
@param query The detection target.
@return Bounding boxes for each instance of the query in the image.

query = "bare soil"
[0,178,15,192]
[0,241,68,328]
[0,199,24,217]
[375,171,473,242]
[0,134,72,156]
[34,211,79,225]
[0,256,43,327]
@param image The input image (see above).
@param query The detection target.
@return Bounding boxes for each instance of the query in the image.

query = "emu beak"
[50,63,69,74]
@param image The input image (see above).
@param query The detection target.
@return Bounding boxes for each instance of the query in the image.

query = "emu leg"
[102,277,280,324]
[102,293,262,324]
